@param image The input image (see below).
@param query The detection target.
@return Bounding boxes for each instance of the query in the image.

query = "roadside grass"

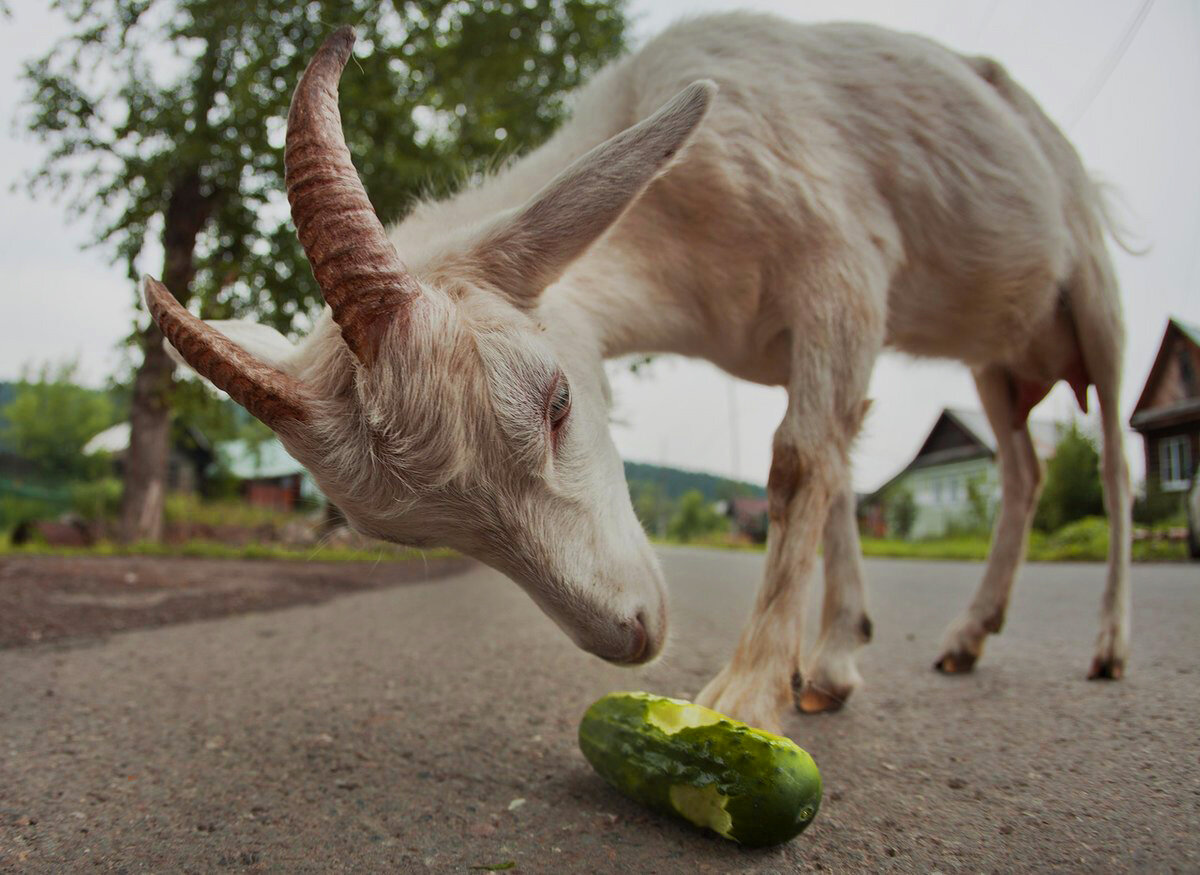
[0,538,457,563]
[658,517,1189,562]
[1,493,459,562]
[163,493,310,528]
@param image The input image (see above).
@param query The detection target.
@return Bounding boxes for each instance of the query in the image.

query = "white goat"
[147,13,1132,733]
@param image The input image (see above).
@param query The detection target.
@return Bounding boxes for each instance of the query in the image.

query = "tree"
[1,363,115,480]
[963,473,994,534]
[1035,422,1105,533]
[23,0,628,541]
[630,479,672,537]
[667,489,727,543]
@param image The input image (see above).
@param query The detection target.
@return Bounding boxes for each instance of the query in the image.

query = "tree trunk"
[118,172,212,543]
[118,323,175,542]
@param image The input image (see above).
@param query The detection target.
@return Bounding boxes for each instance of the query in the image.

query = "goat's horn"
[285,26,420,366]
[143,277,313,428]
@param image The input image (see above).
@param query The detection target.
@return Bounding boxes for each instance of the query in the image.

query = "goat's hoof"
[1087,656,1124,680]
[795,682,850,714]
[934,650,978,674]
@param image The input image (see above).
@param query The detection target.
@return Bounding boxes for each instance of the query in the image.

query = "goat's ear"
[475,80,717,305]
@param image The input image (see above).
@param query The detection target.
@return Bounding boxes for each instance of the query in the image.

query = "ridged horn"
[143,276,313,427]
[285,26,420,366]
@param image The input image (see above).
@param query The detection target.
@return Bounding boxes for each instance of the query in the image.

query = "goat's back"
[592,14,1109,366]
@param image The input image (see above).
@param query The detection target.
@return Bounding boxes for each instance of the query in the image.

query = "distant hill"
[623,460,765,502]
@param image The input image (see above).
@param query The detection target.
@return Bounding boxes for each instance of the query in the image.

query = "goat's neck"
[542,233,708,363]
[392,110,727,369]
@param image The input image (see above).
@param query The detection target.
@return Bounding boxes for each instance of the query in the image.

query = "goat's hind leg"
[936,365,1042,673]
[1076,288,1132,679]
[1087,376,1131,679]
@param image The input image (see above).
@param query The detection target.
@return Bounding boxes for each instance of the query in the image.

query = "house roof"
[869,406,1062,500]
[945,408,1061,460]
[218,438,305,480]
[1130,317,1200,430]
[82,421,215,458]
[1174,318,1200,348]
[83,422,131,455]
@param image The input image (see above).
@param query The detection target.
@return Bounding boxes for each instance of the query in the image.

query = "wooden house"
[1130,318,1200,495]
[867,408,1060,539]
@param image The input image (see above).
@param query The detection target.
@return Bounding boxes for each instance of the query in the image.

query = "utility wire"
[1066,0,1155,131]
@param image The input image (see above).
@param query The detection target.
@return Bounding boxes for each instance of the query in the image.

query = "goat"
[147,13,1132,733]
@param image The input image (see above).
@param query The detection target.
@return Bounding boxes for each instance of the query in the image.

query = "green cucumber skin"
[578,693,821,847]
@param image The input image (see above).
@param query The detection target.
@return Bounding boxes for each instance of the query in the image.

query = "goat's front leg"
[695,247,885,733]
[695,428,839,733]
[796,483,873,712]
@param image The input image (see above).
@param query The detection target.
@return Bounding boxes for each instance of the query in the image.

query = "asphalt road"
[1,550,1197,873]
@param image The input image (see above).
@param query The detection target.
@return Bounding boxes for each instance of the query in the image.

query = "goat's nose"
[604,611,653,666]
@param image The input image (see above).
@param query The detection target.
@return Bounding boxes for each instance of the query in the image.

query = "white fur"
[170,13,1132,728]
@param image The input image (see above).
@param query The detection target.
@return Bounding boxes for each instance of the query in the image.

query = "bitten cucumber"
[578,691,821,846]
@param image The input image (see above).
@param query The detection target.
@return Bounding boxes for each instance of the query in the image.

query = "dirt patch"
[0,554,473,648]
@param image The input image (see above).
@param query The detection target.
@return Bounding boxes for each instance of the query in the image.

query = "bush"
[886,488,917,540]
[1133,479,1184,526]
[0,495,57,534]
[667,490,727,543]
[1036,516,1109,561]
[70,478,122,521]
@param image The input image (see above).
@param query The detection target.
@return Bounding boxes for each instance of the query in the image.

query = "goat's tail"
[1088,176,1149,256]
[967,52,1147,258]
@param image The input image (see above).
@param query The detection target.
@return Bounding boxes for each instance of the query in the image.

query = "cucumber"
[578,691,821,847]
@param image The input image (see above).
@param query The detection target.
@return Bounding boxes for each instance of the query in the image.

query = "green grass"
[650,533,766,552]
[859,536,992,561]
[0,493,461,563]
[0,537,457,563]
[163,493,310,528]
[659,517,1190,563]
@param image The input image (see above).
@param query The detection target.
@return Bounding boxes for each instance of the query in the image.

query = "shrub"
[886,488,917,540]
[70,478,122,521]
[1133,478,1185,526]
[1036,516,1109,561]
[0,495,56,534]
[667,490,727,543]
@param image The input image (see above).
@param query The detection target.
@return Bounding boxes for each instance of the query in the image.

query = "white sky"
[1,0,1197,491]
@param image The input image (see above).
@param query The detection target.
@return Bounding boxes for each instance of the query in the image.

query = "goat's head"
[145,28,715,665]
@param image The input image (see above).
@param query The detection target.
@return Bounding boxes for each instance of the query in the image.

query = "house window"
[1159,435,1192,492]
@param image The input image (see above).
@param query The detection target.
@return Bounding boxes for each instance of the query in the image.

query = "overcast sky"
[1,1,1197,491]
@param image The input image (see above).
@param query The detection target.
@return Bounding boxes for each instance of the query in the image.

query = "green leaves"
[1034,422,1105,533]
[0,363,116,480]
[24,0,629,337]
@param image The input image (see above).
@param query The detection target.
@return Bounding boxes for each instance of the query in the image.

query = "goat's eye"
[548,375,571,432]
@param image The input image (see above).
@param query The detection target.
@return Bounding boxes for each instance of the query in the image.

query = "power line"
[1066,0,1155,131]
